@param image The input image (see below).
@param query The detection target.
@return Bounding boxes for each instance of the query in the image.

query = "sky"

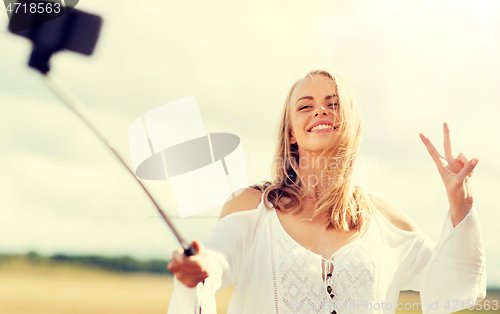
[0,0,499,286]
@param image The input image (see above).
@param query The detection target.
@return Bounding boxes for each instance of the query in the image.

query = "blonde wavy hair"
[251,70,374,231]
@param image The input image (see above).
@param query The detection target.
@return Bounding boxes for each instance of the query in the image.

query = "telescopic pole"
[42,72,198,257]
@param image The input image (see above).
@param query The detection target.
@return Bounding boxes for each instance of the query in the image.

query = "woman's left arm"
[415,123,486,313]
[419,122,478,227]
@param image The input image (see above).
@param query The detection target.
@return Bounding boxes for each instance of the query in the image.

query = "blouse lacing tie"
[323,257,337,314]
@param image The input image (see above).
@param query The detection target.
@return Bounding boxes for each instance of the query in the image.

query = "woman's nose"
[314,105,328,116]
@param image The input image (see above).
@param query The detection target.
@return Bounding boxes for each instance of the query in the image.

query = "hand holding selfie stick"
[7,1,198,257]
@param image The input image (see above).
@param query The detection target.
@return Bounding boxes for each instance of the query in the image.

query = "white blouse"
[167,192,486,314]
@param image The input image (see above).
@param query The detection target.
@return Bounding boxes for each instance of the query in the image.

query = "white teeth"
[310,124,334,132]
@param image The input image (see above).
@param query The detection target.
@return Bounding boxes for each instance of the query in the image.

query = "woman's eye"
[329,103,340,108]
[299,105,311,110]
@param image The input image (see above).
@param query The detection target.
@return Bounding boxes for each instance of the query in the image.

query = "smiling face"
[288,74,340,154]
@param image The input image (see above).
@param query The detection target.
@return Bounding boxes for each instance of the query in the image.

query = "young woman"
[166,70,486,314]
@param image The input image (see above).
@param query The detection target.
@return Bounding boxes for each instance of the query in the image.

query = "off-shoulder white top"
[167,192,486,314]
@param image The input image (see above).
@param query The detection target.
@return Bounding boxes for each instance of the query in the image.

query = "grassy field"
[0,260,497,314]
[0,259,234,314]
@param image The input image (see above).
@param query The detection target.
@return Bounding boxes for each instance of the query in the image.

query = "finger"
[168,258,205,274]
[443,122,453,161]
[420,133,445,170]
[456,152,469,165]
[456,153,473,177]
[169,260,203,272]
[456,158,478,182]
[177,274,205,288]
[175,273,200,288]
[167,252,183,273]
[181,269,210,279]
[167,256,183,273]
[172,248,186,262]
[170,249,196,268]
[191,239,203,253]
[167,260,174,272]
[176,266,209,280]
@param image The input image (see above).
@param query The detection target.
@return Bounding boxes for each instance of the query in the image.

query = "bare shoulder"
[368,193,419,232]
[218,187,263,221]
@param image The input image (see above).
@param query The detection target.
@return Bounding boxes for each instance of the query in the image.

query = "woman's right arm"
[167,187,263,287]
[166,187,264,313]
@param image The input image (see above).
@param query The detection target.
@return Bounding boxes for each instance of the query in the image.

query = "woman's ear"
[290,131,297,144]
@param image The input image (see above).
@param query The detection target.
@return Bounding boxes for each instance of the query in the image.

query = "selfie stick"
[42,73,197,257]
[8,2,197,257]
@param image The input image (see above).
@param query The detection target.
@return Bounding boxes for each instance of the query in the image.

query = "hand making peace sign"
[419,122,478,227]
